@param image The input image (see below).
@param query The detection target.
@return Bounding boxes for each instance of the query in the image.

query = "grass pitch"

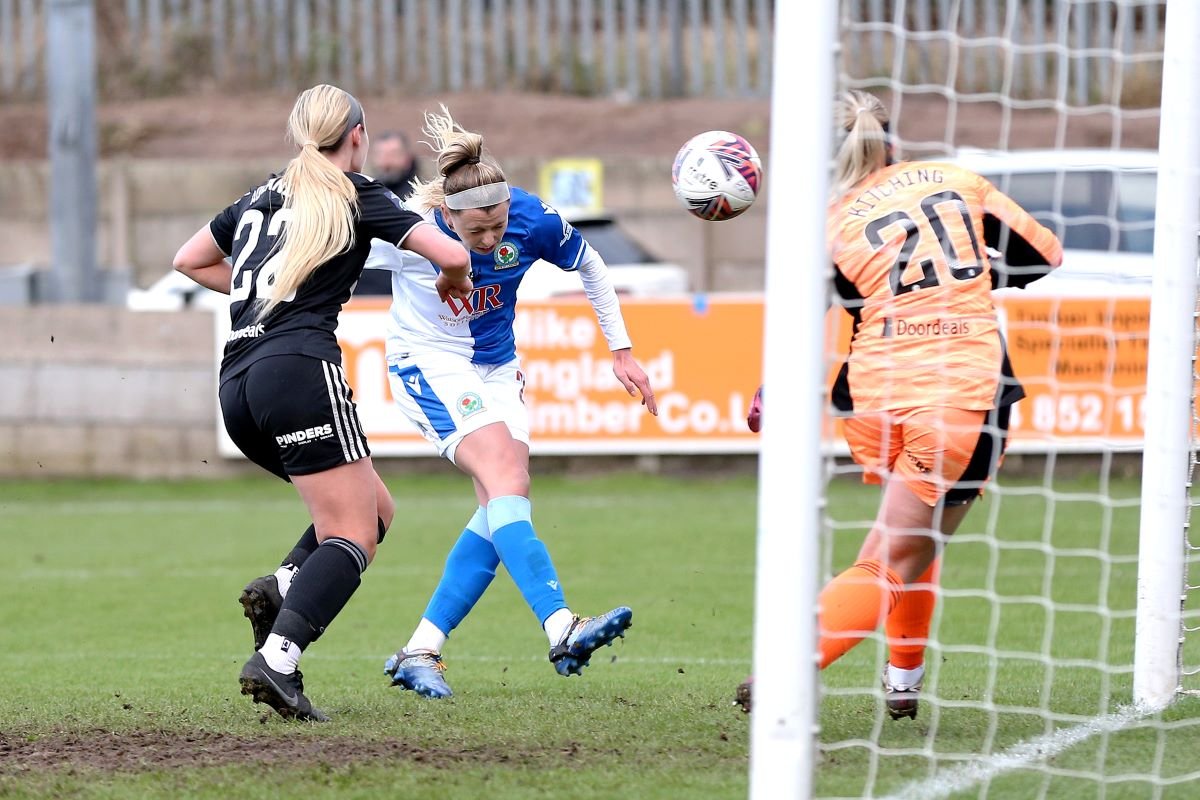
[0,470,1198,799]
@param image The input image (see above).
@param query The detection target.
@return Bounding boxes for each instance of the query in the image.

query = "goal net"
[752,1,1200,798]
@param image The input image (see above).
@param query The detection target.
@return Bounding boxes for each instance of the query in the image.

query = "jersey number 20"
[864,190,985,296]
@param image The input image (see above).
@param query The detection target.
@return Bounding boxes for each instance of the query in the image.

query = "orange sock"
[818,559,904,669]
[885,557,941,670]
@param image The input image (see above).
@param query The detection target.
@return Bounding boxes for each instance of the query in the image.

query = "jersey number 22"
[229,208,297,304]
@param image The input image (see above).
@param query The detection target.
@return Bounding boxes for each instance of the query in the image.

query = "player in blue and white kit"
[368,107,659,699]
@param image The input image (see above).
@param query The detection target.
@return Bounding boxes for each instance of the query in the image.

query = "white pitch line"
[881,705,1147,800]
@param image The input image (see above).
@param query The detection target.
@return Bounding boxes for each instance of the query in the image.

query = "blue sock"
[488,495,567,624]
[422,507,499,635]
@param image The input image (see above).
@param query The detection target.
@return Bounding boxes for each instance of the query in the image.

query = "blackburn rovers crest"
[457,392,485,417]
[494,241,519,269]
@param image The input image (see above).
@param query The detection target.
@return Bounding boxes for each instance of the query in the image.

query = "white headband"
[444,181,510,210]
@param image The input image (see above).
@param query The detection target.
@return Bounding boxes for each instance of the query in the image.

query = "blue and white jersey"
[366,187,588,365]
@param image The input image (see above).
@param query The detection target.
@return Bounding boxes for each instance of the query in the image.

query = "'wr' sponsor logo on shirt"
[445,284,503,316]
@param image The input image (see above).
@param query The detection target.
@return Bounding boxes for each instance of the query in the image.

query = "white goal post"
[748,0,836,797]
[1133,0,1200,712]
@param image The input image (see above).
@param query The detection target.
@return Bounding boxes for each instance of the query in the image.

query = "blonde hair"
[260,84,362,319]
[832,90,892,197]
[408,105,507,213]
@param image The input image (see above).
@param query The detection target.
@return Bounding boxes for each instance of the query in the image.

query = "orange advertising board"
[319,295,765,456]
[215,294,1160,458]
[994,294,1151,448]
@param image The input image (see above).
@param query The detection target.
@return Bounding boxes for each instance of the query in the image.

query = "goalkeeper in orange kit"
[737,89,1062,719]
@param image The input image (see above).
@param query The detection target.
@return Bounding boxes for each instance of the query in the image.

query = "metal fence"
[0,0,1166,102]
[3,0,773,99]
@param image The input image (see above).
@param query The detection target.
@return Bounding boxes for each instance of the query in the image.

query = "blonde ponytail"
[832,90,892,197]
[409,105,507,213]
[259,84,361,319]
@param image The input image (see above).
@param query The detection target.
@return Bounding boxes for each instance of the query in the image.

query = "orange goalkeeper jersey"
[828,161,1062,413]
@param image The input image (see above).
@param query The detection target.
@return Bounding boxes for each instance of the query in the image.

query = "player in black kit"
[172,84,471,721]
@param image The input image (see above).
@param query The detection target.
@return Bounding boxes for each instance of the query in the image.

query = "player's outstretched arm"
[401,223,473,301]
[980,177,1064,290]
[612,348,658,415]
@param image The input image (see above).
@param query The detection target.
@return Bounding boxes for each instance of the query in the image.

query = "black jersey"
[209,171,424,382]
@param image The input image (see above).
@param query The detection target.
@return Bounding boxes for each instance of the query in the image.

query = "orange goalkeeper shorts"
[842,407,988,506]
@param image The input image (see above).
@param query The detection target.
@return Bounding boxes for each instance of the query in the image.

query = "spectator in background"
[353,130,425,296]
[373,130,421,200]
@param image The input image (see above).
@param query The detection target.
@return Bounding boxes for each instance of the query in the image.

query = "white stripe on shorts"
[321,361,361,462]
[332,363,367,460]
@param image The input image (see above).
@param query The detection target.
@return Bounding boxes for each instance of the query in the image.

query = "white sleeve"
[577,243,633,351]
[365,238,424,272]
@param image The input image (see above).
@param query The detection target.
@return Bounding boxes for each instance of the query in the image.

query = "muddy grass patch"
[0,729,585,774]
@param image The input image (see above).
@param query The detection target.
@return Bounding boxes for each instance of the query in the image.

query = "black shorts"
[944,403,1012,506]
[219,354,371,481]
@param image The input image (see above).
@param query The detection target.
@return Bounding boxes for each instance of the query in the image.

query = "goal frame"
[1133,0,1200,713]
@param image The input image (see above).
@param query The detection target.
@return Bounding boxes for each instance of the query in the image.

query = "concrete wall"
[0,157,769,296]
[0,305,245,479]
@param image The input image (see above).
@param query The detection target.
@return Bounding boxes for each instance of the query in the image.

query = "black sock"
[282,524,319,570]
[282,518,385,569]
[271,537,368,650]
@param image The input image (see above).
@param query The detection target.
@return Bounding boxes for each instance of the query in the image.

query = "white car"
[946,148,1158,296]
[516,213,689,300]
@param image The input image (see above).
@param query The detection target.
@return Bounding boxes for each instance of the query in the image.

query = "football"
[671,130,763,221]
